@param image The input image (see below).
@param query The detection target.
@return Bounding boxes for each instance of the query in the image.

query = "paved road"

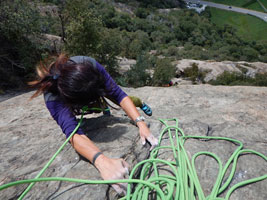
[184,0,267,22]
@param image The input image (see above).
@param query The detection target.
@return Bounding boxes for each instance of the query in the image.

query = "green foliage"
[94,28,122,78]
[64,11,102,55]
[129,31,152,59]
[62,0,121,78]
[114,0,186,8]
[183,63,209,84]
[209,71,251,86]
[108,13,134,31]
[209,71,267,86]
[208,7,267,42]
[119,30,152,59]
[135,7,150,18]
[152,58,176,86]
[241,47,258,61]
[0,0,41,40]
[41,0,63,5]
[61,1,265,63]
[1,0,266,90]
[254,73,267,86]
[166,46,179,56]
[136,0,185,8]
[205,0,264,12]
[124,54,152,87]
[0,0,47,90]
[242,0,257,8]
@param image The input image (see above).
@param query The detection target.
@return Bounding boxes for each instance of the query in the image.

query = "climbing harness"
[0,109,266,200]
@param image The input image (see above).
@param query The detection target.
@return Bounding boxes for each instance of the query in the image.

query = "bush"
[135,7,150,18]
[94,28,122,78]
[124,54,152,87]
[63,0,121,78]
[127,31,152,59]
[0,0,46,90]
[209,71,256,86]
[136,0,184,8]
[63,9,102,56]
[254,73,267,86]
[62,1,265,64]
[152,58,176,86]
[183,63,209,84]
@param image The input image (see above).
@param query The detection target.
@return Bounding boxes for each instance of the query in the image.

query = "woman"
[29,54,158,194]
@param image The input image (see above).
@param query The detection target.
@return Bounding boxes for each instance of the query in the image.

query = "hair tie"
[53,74,60,80]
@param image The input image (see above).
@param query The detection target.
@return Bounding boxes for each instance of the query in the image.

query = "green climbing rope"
[17,106,88,200]
[0,115,266,200]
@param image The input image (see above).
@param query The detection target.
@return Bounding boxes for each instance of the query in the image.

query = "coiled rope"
[0,110,266,199]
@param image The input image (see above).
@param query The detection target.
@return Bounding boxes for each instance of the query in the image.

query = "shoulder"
[69,56,96,68]
[44,91,60,102]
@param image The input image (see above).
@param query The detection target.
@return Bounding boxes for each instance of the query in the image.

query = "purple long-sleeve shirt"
[44,56,127,138]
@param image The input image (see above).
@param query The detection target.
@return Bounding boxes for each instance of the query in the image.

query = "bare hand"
[138,122,158,151]
[94,155,129,195]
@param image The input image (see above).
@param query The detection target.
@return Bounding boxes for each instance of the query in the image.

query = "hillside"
[205,0,266,12]
[1,0,267,92]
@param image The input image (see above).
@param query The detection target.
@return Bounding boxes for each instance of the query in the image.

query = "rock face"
[173,59,267,82]
[0,85,267,199]
[118,58,267,83]
[118,57,136,74]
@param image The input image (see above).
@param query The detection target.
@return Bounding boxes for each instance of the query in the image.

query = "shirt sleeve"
[95,61,128,104]
[44,93,84,138]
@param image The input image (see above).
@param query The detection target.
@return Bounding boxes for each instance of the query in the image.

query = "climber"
[29,54,158,195]
[162,80,174,87]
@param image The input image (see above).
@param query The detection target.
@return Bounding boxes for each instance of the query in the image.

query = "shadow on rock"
[81,115,131,143]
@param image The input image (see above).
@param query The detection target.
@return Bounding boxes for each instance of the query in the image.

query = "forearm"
[120,96,141,120]
[120,96,158,148]
[120,96,145,127]
[70,134,103,163]
[70,133,129,195]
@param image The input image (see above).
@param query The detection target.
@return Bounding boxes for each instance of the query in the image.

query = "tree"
[135,7,150,18]
[95,28,122,78]
[152,58,176,86]
[125,54,152,87]
[183,63,209,84]
[62,0,121,78]
[64,10,102,56]
[242,47,259,61]
[136,0,185,8]
[127,31,151,59]
[0,0,45,90]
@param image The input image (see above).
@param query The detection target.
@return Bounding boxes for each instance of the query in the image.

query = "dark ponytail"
[29,54,111,114]
[29,54,69,100]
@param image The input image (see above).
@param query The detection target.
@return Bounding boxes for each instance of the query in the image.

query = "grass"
[259,0,267,9]
[247,1,266,11]
[205,0,265,12]
[209,7,267,41]
[205,0,253,7]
